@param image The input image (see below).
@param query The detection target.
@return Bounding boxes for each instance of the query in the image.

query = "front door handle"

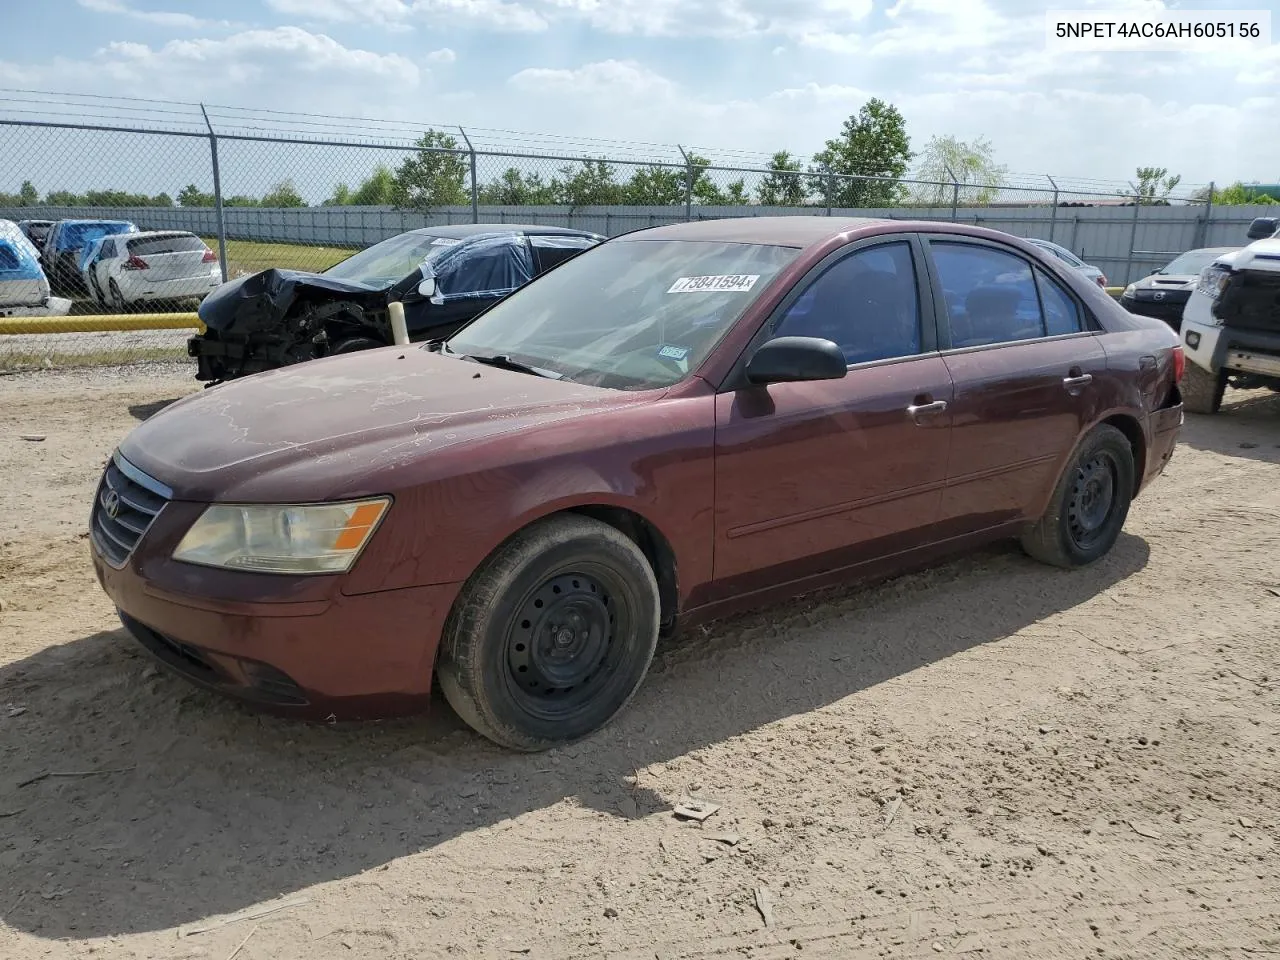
[1063,374,1093,388]
[906,399,948,420]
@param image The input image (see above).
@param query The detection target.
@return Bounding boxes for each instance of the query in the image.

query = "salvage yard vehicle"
[81,230,221,310]
[1178,217,1280,413]
[0,235,70,318]
[188,224,604,384]
[41,218,137,296]
[1025,237,1108,288]
[16,218,54,253]
[89,216,1185,752]
[1119,246,1240,331]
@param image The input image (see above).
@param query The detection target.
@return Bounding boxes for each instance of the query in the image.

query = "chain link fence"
[0,93,1260,375]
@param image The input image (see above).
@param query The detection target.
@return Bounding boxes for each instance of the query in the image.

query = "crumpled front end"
[189,268,387,383]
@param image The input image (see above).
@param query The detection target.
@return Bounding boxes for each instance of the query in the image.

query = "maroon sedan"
[90,217,1185,751]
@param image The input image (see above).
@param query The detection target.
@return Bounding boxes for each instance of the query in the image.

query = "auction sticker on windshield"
[667,274,760,294]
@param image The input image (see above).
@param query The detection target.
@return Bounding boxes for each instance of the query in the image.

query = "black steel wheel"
[436,514,661,752]
[1021,424,1135,568]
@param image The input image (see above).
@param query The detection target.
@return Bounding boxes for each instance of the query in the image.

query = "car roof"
[407,223,601,240]
[55,219,134,227]
[614,216,893,248]
[123,230,200,240]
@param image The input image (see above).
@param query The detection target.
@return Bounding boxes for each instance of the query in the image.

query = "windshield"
[323,232,457,285]
[1159,248,1236,275]
[445,238,800,391]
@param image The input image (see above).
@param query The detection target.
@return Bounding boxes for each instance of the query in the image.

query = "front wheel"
[1021,424,1135,569]
[1181,361,1225,415]
[436,515,661,752]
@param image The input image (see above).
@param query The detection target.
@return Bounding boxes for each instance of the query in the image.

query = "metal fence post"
[677,145,693,222]
[944,164,959,221]
[1125,182,1141,285]
[1200,180,1216,246]
[199,103,228,283]
[1046,174,1059,243]
[825,174,834,217]
[458,127,478,223]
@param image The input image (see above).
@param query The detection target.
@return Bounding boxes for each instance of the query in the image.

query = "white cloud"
[426,47,458,64]
[77,0,240,30]
[267,0,548,31]
[543,0,873,42]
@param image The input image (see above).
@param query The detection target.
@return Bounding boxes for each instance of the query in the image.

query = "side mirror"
[417,277,436,298]
[1246,217,1279,240]
[745,336,847,385]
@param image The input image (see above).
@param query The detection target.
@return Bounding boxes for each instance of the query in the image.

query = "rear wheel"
[1021,424,1135,569]
[1181,361,1225,415]
[436,515,660,752]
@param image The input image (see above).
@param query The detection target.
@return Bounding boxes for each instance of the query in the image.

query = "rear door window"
[930,242,1047,348]
[530,235,599,274]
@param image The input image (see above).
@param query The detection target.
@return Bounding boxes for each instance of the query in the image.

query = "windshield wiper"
[458,351,563,379]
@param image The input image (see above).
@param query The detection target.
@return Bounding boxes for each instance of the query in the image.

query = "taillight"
[123,255,148,270]
[1172,345,1186,383]
[202,248,217,263]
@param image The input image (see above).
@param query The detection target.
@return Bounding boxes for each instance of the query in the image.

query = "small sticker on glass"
[431,237,463,246]
[657,344,690,361]
[667,274,760,294]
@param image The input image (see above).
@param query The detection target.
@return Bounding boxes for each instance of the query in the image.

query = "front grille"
[90,453,172,567]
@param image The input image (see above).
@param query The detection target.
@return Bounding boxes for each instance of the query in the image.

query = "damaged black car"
[189,224,604,383]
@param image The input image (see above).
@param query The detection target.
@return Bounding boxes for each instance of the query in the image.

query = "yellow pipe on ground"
[0,314,205,335]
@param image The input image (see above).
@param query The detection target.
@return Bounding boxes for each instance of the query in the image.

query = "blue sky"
[2,0,1278,200]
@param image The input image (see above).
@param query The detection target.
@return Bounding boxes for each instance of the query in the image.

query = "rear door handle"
[906,399,948,419]
[1063,374,1093,388]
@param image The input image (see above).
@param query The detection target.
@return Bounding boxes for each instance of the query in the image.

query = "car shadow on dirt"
[1178,389,1280,464]
[0,534,1150,940]
[127,398,181,421]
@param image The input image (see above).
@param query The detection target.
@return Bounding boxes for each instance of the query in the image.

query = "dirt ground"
[1,365,1278,960]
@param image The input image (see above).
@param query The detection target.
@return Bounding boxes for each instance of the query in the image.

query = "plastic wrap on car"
[0,237,51,307]
[431,234,534,302]
[0,219,41,261]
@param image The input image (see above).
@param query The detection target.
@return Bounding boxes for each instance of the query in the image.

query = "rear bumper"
[92,542,463,721]
[1141,395,1183,493]
[119,273,221,303]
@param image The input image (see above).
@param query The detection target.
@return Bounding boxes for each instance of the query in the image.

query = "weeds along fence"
[0,109,1262,374]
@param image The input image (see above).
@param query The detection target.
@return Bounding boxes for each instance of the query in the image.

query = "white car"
[1025,237,1109,288]
[1179,217,1280,414]
[83,230,222,310]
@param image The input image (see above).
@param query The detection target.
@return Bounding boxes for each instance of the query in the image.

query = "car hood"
[197,268,387,333]
[1129,273,1198,291]
[119,346,642,502]
[1224,237,1280,274]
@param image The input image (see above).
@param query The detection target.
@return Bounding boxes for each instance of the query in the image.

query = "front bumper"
[1119,294,1189,329]
[91,537,463,721]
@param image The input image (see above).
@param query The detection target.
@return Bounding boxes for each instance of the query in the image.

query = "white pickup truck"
[1179,216,1280,413]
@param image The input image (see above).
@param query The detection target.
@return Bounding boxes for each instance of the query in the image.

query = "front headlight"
[1195,264,1231,302]
[172,497,390,574]
[1122,283,1136,298]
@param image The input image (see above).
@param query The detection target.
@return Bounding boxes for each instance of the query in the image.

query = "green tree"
[178,183,215,207]
[224,195,259,207]
[260,179,305,207]
[393,130,469,209]
[325,183,353,206]
[912,135,1007,206]
[757,151,808,206]
[809,98,912,207]
[18,180,38,206]
[44,190,82,205]
[478,167,559,205]
[1197,181,1279,205]
[1134,166,1182,204]
[554,159,626,206]
[351,165,397,206]
[624,165,685,205]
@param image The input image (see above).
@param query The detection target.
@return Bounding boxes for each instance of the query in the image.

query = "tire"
[329,336,384,355]
[108,280,127,313]
[1181,361,1225,415]
[1021,424,1135,569]
[436,514,661,752]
